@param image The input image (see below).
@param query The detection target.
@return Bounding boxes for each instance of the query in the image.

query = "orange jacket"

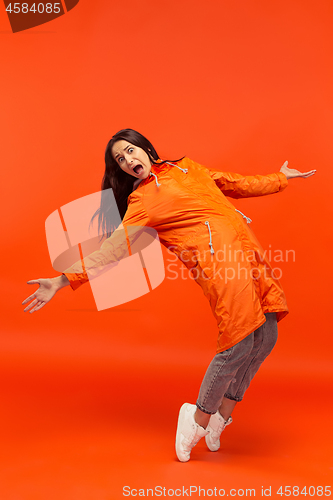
[64,157,289,352]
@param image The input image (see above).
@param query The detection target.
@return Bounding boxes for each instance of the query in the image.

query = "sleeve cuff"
[62,272,86,291]
[277,172,288,191]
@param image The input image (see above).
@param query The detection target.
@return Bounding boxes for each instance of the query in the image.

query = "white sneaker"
[175,403,209,462]
[205,410,233,452]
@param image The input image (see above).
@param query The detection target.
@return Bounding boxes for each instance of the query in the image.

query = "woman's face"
[111,140,153,179]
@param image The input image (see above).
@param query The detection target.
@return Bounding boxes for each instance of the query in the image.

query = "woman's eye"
[129,148,134,153]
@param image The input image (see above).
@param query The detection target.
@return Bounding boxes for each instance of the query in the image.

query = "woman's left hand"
[280,161,316,180]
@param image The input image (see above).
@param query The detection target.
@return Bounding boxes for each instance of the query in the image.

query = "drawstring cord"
[176,166,188,173]
[205,221,215,255]
[166,162,188,174]
[149,164,251,258]
[235,209,252,224]
[150,163,216,257]
[150,162,188,188]
[149,171,161,187]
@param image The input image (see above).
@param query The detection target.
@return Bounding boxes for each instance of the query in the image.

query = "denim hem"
[197,346,235,413]
[196,402,216,415]
[224,393,243,402]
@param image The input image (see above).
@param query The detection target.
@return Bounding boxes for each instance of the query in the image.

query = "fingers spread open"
[22,294,36,305]
[30,302,45,314]
[302,171,316,178]
[24,298,38,312]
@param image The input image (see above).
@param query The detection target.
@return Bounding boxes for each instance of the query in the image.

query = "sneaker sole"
[175,403,192,462]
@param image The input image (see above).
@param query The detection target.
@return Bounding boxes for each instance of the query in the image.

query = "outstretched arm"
[22,193,150,313]
[208,161,316,199]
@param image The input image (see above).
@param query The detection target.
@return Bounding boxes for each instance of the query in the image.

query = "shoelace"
[235,209,252,224]
[214,420,225,436]
[182,424,196,451]
[211,415,233,437]
[182,424,203,452]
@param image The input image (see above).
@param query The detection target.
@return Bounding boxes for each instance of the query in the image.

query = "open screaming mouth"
[133,165,143,174]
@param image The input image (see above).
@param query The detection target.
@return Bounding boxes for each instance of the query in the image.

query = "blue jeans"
[196,312,278,414]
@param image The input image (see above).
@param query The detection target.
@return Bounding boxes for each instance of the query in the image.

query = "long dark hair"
[90,129,185,239]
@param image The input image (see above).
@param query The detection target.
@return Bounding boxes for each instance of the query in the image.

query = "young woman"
[22,129,316,462]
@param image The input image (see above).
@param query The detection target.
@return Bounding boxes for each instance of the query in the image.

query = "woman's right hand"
[22,275,70,314]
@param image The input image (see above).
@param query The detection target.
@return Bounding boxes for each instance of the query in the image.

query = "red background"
[1,1,332,498]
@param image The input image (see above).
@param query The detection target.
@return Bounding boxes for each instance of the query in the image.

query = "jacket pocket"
[179,221,216,279]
